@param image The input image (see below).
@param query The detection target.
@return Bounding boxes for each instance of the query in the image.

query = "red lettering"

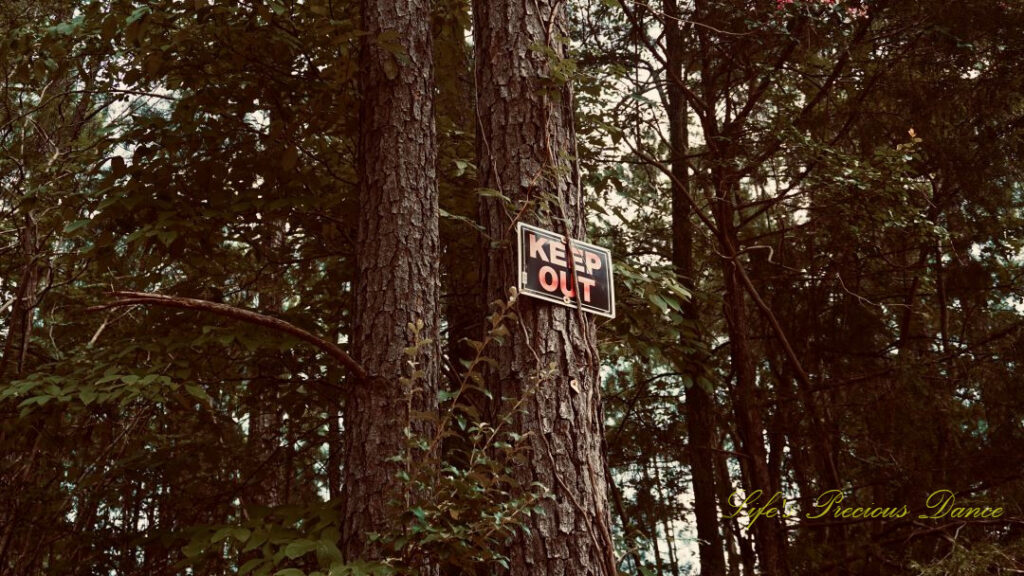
[559,270,575,298]
[571,247,586,270]
[538,266,558,292]
[579,277,595,302]
[550,241,567,266]
[529,234,549,262]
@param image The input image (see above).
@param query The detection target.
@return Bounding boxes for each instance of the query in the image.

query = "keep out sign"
[517,222,615,318]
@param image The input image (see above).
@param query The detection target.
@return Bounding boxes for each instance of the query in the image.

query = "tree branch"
[86,291,368,381]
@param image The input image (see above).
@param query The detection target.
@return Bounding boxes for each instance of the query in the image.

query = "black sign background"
[516,222,615,318]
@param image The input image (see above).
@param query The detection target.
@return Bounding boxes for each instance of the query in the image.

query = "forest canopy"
[1,0,1022,575]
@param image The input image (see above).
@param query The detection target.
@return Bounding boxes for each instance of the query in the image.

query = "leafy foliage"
[2,0,1022,574]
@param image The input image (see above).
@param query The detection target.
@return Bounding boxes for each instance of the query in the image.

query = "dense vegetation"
[1,0,1021,574]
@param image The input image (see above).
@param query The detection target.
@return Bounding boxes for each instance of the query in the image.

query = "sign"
[516,222,615,318]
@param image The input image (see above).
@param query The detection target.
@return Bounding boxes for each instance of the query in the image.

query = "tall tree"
[663,1,726,574]
[340,0,441,564]
[3,0,1023,574]
[474,0,617,574]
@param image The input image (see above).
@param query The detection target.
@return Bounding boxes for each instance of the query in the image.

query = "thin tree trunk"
[248,219,287,508]
[664,0,726,572]
[714,440,754,576]
[0,214,40,381]
[721,258,788,576]
[605,463,645,573]
[686,0,789,567]
[327,345,343,501]
[641,460,665,575]
[474,0,616,572]
[717,202,789,576]
[653,459,681,576]
[341,0,440,565]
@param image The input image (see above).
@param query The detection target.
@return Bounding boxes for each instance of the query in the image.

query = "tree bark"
[715,412,756,576]
[689,0,788,567]
[0,214,40,382]
[341,0,440,564]
[473,0,616,573]
[719,231,789,576]
[664,0,726,573]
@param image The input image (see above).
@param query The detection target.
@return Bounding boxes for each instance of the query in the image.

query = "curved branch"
[87,291,367,381]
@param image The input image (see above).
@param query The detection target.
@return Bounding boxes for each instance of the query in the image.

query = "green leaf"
[239,558,264,575]
[182,539,206,558]
[185,384,211,403]
[79,389,98,405]
[242,530,268,552]
[315,538,343,564]
[18,396,51,408]
[63,219,91,233]
[126,6,151,25]
[648,293,669,313]
[284,539,318,559]
[477,188,510,201]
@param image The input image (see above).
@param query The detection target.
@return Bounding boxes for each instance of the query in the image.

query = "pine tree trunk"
[341,0,440,563]
[719,224,789,576]
[664,0,726,572]
[474,1,616,574]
